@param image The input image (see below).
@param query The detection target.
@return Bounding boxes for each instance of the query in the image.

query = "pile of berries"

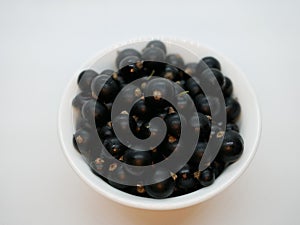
[72,40,243,199]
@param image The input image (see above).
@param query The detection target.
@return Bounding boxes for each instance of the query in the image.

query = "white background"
[1,0,299,224]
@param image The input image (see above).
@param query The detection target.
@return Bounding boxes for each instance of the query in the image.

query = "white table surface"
[1,0,300,224]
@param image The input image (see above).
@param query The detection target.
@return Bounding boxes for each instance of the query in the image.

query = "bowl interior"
[58,38,261,210]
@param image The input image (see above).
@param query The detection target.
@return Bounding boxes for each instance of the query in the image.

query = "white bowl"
[58,38,261,210]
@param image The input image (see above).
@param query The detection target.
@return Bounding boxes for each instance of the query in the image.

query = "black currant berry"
[176,91,193,113]
[145,40,167,54]
[98,124,115,141]
[164,113,182,138]
[103,137,126,159]
[185,77,203,97]
[142,47,166,62]
[144,78,175,110]
[188,142,207,170]
[176,164,197,191]
[123,149,152,176]
[217,130,244,164]
[131,99,149,119]
[194,94,221,116]
[107,165,130,190]
[159,136,179,157]
[184,63,198,77]
[222,76,233,97]
[91,75,120,103]
[72,92,92,110]
[81,99,109,126]
[161,65,180,81]
[202,56,221,70]
[166,54,185,69]
[226,123,239,133]
[73,128,93,154]
[199,167,215,187]
[189,112,211,141]
[151,148,165,164]
[201,68,225,87]
[77,70,98,92]
[145,168,175,199]
[225,97,241,122]
[111,112,137,142]
[119,85,142,107]
[115,48,141,68]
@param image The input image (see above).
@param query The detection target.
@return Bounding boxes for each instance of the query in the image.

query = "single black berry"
[123,149,152,176]
[166,54,185,69]
[164,113,182,138]
[225,97,241,122]
[202,56,221,70]
[72,92,92,110]
[226,123,239,133]
[145,168,175,199]
[199,167,215,187]
[142,47,166,62]
[115,48,141,68]
[189,112,211,141]
[217,130,244,164]
[103,137,127,159]
[77,70,98,92]
[176,164,197,191]
[145,40,167,54]
[91,75,120,103]
[81,99,109,126]
[222,76,233,97]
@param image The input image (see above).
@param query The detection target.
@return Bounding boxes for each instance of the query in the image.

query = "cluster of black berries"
[72,40,244,199]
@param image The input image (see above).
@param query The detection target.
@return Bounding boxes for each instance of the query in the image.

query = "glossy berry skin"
[118,58,143,83]
[217,130,244,164]
[123,149,152,176]
[184,63,198,77]
[164,113,182,138]
[131,99,149,119]
[222,76,233,97]
[115,48,141,68]
[161,65,180,81]
[81,99,109,126]
[199,167,215,187]
[123,149,152,166]
[142,47,166,62]
[77,70,98,92]
[201,68,225,87]
[98,125,114,141]
[107,165,130,190]
[226,97,241,122]
[145,40,167,54]
[159,136,179,157]
[185,77,202,97]
[145,168,175,199]
[202,56,221,70]
[111,113,137,142]
[176,91,193,113]
[103,137,126,159]
[176,164,197,191]
[189,112,211,141]
[166,54,185,69]
[144,78,175,110]
[91,75,119,103]
[73,128,93,154]
[188,142,207,170]
[72,92,92,110]
[119,85,142,107]
[226,123,239,133]
[194,94,221,116]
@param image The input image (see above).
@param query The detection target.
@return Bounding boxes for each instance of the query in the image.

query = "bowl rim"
[58,37,262,210]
